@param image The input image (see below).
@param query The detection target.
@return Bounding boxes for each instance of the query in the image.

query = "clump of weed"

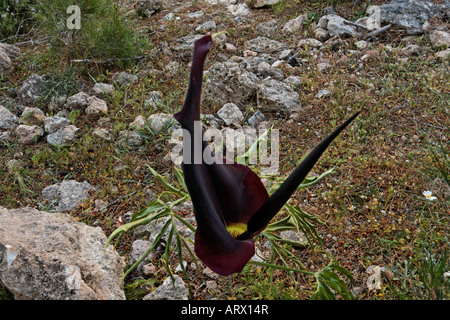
[0,284,14,300]
[37,67,81,108]
[234,266,302,299]
[0,0,35,41]
[33,0,150,64]
[390,235,449,300]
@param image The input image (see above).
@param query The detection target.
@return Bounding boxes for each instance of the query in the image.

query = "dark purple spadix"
[174,34,360,276]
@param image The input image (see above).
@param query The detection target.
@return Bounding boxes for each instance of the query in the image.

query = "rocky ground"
[0,0,449,300]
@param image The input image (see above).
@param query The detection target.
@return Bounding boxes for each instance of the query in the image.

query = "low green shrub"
[33,0,150,63]
[0,0,35,41]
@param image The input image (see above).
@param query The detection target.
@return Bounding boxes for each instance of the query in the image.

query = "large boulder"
[203,60,259,107]
[228,3,251,16]
[135,0,163,18]
[282,13,308,34]
[202,51,303,113]
[247,0,281,8]
[0,105,19,131]
[90,83,114,99]
[15,124,44,145]
[85,96,108,115]
[429,30,450,47]
[244,36,285,52]
[0,43,22,76]
[377,0,450,29]
[65,92,90,112]
[0,206,126,300]
[143,275,188,300]
[317,14,361,39]
[118,130,144,147]
[217,103,244,126]
[42,180,95,212]
[44,116,71,134]
[46,125,80,147]
[257,79,301,114]
[20,107,46,126]
[147,113,174,133]
[17,74,46,105]
[171,34,204,60]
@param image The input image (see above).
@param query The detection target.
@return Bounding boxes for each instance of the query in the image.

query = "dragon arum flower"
[174,34,360,276]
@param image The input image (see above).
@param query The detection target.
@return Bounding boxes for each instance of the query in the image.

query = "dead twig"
[70,55,147,66]
[363,24,392,40]
[344,20,370,31]
[103,191,138,211]
[82,191,138,217]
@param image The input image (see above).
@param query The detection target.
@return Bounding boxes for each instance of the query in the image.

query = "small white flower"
[349,205,355,211]
[423,190,437,201]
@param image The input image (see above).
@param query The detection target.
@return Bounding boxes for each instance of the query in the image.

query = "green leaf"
[173,166,188,193]
[284,203,323,246]
[147,165,184,195]
[236,126,272,165]
[131,199,166,221]
[274,237,307,248]
[265,216,296,232]
[266,167,334,193]
[296,168,335,190]
[329,263,354,282]
[105,208,170,249]
[162,223,176,274]
[313,265,354,300]
[169,194,189,210]
[311,280,336,300]
[263,230,307,248]
[321,270,348,293]
[174,213,196,232]
[120,217,172,282]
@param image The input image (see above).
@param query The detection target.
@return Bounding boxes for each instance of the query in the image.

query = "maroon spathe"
[174,34,360,276]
